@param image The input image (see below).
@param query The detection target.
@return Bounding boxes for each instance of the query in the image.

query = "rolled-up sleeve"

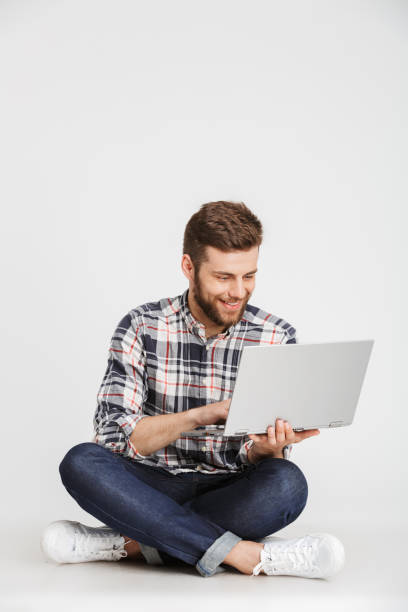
[235,437,255,468]
[93,312,149,459]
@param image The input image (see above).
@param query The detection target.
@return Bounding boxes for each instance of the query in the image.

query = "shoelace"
[252,536,320,576]
[74,528,128,560]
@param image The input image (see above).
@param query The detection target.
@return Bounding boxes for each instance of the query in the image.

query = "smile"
[219,299,241,310]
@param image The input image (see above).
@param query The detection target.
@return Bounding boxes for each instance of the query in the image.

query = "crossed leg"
[59,443,308,576]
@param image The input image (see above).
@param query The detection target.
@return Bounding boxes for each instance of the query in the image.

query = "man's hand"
[248,419,320,460]
[193,399,231,427]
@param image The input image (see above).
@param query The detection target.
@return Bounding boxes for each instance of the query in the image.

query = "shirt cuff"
[283,444,293,460]
[93,414,150,459]
[117,414,151,459]
[236,438,255,467]
[126,435,151,459]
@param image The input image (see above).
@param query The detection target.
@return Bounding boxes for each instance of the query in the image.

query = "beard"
[192,273,249,329]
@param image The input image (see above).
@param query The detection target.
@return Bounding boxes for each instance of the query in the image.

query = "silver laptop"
[182,340,374,437]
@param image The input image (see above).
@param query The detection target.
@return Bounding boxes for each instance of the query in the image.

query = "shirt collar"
[179,288,238,340]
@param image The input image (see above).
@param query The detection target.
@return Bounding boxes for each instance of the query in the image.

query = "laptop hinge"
[329,420,344,427]
[234,429,249,435]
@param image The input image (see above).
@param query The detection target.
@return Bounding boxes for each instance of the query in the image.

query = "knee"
[258,457,308,510]
[286,461,308,510]
[59,442,103,487]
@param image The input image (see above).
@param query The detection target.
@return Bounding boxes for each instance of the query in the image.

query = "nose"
[227,279,247,301]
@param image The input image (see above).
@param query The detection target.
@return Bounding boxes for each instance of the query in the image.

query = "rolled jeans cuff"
[196,531,242,577]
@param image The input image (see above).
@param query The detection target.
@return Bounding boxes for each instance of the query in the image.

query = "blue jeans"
[59,442,308,577]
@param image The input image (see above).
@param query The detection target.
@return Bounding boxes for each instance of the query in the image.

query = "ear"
[181,254,195,281]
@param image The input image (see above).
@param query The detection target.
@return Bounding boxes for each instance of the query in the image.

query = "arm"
[93,312,151,459]
[235,436,287,468]
[129,411,197,456]
[247,443,292,463]
[236,439,285,466]
[131,398,231,456]
[248,444,284,463]
[94,314,231,458]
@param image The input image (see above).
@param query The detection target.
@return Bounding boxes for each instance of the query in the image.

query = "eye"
[217,275,255,281]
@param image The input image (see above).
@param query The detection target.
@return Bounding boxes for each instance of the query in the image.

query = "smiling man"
[41,201,345,579]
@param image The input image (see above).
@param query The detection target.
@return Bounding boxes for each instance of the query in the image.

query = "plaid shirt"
[92,288,297,474]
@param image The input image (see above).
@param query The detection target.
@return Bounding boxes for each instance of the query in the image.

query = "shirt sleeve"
[235,437,255,467]
[234,436,293,465]
[93,312,150,460]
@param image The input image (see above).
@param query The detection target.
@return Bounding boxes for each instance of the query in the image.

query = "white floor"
[2,519,406,612]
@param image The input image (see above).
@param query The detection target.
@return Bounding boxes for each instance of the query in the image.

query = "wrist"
[247,445,265,464]
[187,407,201,429]
[247,445,284,464]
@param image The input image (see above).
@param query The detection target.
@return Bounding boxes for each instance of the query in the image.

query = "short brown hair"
[183,201,263,275]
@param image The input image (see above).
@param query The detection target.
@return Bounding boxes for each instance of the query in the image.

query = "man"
[41,201,345,578]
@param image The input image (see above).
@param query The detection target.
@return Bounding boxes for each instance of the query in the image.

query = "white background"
[1,0,407,608]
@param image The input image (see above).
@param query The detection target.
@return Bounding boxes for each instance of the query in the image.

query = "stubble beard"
[192,274,249,329]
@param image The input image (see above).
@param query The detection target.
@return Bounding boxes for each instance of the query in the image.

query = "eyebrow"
[213,269,258,276]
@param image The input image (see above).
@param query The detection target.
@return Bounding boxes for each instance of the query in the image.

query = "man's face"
[189,245,259,330]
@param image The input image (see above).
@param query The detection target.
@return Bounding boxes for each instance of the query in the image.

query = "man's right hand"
[193,399,231,427]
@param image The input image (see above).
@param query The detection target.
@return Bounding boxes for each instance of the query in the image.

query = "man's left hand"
[248,418,320,460]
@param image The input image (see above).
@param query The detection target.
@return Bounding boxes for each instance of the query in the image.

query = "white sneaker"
[40,520,128,563]
[252,532,345,579]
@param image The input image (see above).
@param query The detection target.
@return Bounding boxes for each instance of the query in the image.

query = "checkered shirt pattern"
[92,288,297,474]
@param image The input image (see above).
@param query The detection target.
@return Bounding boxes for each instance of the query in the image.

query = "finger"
[284,420,296,442]
[267,425,276,445]
[275,418,286,443]
[248,434,261,443]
